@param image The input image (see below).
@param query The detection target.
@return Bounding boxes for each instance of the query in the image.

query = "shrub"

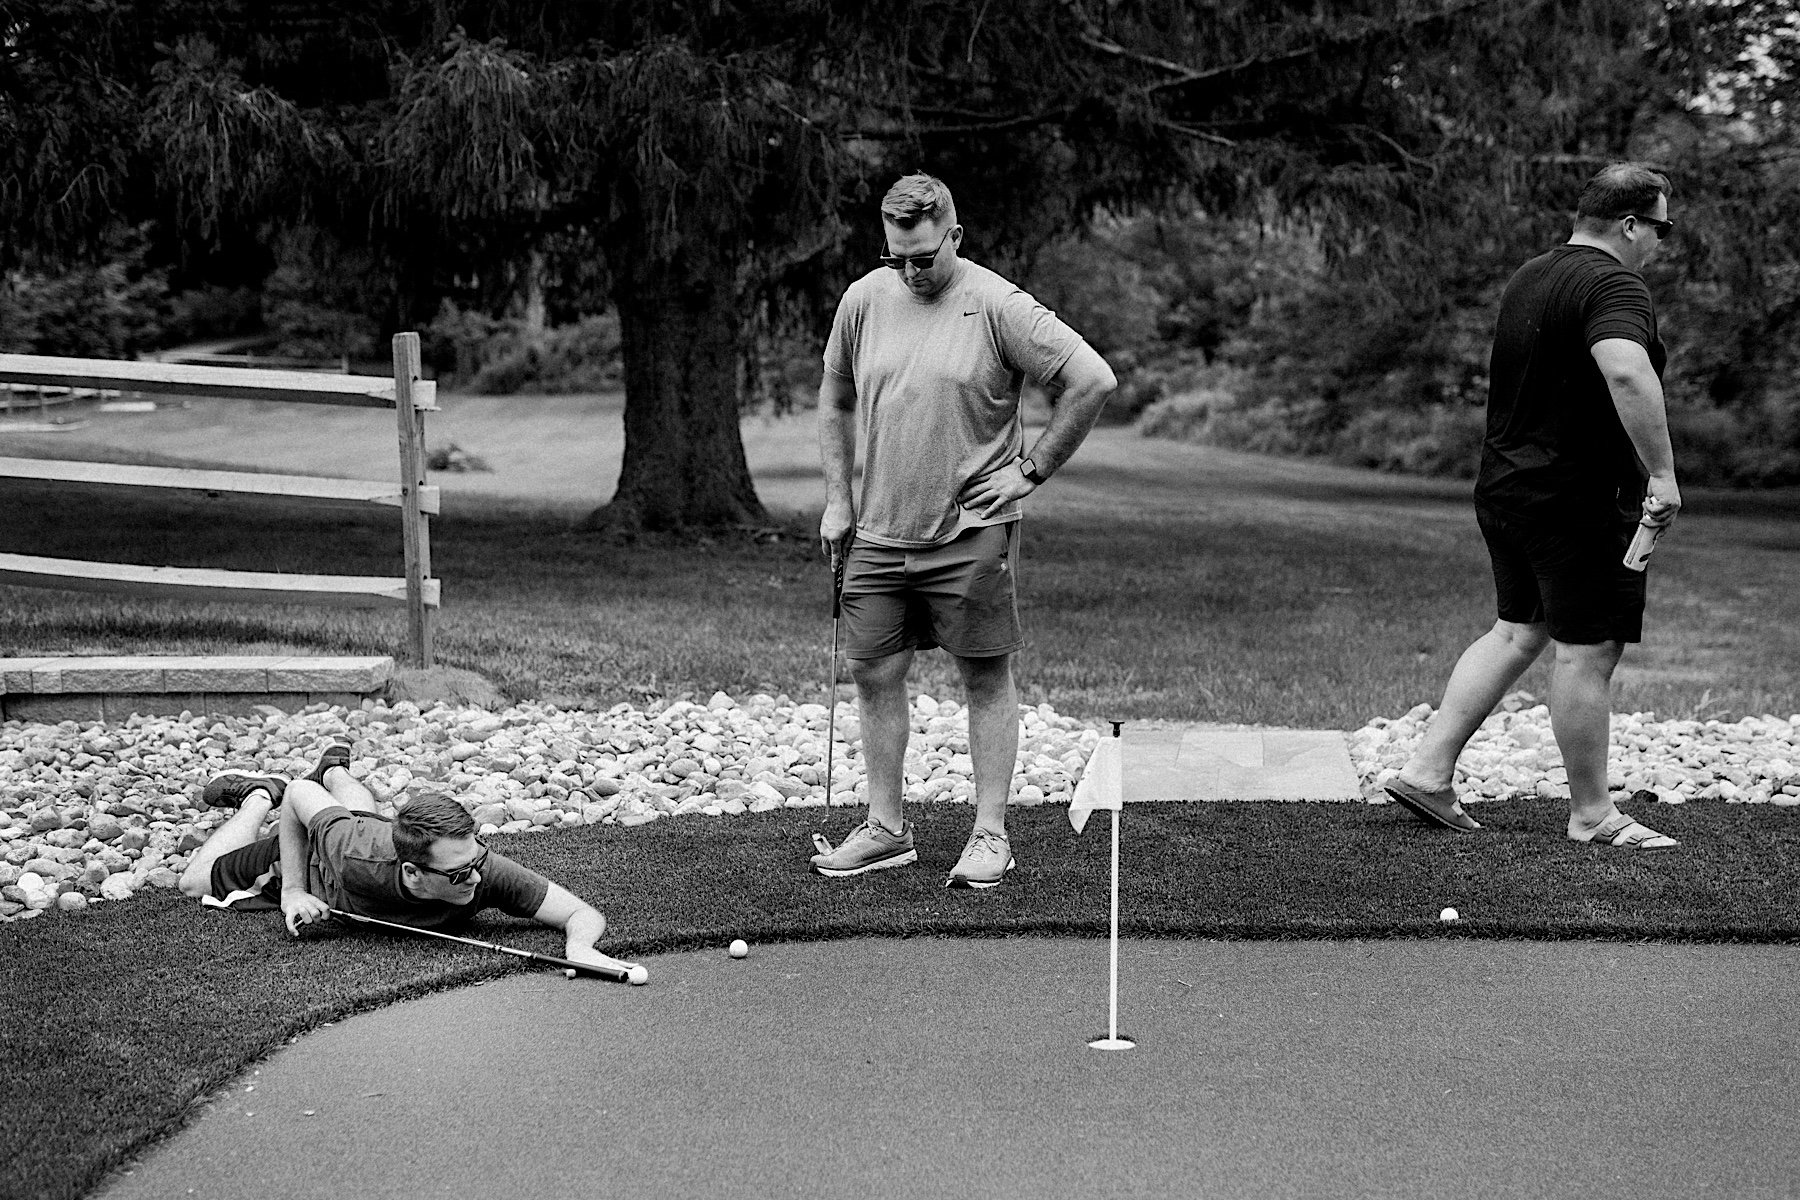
[0,226,167,358]
[426,303,624,395]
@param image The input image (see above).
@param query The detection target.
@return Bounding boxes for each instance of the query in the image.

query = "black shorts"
[208,835,283,910]
[1476,503,1646,645]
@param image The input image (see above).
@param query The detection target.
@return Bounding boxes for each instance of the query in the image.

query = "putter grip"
[831,561,845,618]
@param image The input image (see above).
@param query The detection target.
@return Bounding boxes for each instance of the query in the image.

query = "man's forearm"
[278,802,311,895]
[1608,370,1677,479]
[1027,377,1114,475]
[818,401,857,505]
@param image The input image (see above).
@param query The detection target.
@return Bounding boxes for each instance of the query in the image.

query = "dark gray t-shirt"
[823,260,1083,547]
[307,806,550,931]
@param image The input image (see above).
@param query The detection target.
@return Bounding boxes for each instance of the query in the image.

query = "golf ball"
[729,939,749,959]
[627,965,649,986]
[562,968,577,980]
[1439,907,1460,923]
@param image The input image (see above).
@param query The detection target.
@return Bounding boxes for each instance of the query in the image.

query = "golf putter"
[814,553,846,857]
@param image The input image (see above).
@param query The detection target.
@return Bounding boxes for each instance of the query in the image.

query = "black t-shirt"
[1475,244,1665,524]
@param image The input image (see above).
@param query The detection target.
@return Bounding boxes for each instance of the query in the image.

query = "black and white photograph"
[2,3,1797,1197]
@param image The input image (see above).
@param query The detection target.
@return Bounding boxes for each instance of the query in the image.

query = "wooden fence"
[0,333,439,665]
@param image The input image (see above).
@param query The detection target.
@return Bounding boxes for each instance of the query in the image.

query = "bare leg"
[1551,639,1625,834]
[178,792,276,897]
[954,652,1018,837]
[1401,619,1551,791]
[850,649,914,833]
[321,764,380,814]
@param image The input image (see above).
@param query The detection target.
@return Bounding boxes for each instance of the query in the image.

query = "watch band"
[1019,456,1048,486]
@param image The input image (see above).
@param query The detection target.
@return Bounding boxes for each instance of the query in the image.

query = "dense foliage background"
[2,1,1796,500]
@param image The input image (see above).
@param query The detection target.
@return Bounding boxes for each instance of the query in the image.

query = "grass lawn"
[3,393,1799,725]
[3,395,1800,1200]
[6,800,1800,1200]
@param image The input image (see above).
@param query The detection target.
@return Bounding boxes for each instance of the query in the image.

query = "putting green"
[97,937,1798,1200]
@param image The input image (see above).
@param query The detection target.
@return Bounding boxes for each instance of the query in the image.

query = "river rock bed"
[0,690,1099,921]
[4,689,1796,921]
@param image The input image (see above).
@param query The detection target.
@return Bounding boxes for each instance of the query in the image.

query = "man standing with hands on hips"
[1386,162,1683,850]
[813,173,1116,887]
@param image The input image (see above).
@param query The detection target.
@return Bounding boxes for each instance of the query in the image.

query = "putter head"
[811,832,833,856]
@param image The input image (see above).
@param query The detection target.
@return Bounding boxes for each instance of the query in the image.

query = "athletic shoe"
[201,772,289,810]
[303,740,354,786]
[946,827,1014,889]
[810,818,918,877]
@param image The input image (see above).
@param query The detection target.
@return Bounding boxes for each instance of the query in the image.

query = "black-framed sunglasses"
[410,843,488,886]
[879,226,954,271]
[1626,213,1674,240]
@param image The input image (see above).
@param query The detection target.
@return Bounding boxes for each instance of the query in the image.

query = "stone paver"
[1124,726,1361,801]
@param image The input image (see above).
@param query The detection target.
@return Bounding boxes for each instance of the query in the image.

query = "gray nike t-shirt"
[823,259,1084,548]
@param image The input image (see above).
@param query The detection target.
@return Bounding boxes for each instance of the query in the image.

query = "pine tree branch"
[1063,0,1506,100]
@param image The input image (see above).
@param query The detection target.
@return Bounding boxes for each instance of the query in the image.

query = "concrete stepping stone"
[1121,726,1361,801]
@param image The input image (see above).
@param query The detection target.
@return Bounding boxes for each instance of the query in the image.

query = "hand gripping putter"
[813,554,847,857]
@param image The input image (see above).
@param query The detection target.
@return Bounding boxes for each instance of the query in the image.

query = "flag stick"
[1089,721,1135,1050]
[1108,803,1122,1039]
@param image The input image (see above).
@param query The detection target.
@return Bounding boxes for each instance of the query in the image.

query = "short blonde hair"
[880,174,957,229]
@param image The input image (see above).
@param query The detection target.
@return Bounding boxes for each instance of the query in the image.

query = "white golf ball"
[1439,907,1460,923]
[729,939,749,959]
[627,965,649,986]
[562,968,577,980]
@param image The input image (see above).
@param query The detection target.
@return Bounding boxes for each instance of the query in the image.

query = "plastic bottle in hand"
[1623,497,1675,571]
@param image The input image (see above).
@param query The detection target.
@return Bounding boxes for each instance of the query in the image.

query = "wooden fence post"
[392,333,434,667]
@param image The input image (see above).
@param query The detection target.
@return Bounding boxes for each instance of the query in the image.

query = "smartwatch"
[1019,456,1048,486]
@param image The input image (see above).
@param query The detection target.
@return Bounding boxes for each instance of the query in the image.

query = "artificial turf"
[4,798,1798,1200]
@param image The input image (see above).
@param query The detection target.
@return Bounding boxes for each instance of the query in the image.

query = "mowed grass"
[3,397,1799,725]
[6,801,1800,1200]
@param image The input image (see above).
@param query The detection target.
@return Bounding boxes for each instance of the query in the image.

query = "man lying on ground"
[178,742,637,976]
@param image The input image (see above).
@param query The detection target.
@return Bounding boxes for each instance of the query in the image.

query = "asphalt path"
[97,938,1798,1200]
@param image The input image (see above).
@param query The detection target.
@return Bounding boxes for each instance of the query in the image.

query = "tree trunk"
[584,243,767,532]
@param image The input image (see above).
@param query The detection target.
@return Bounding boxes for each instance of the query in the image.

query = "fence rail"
[0,333,438,665]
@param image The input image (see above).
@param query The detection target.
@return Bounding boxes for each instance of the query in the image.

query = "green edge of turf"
[5,799,1798,1200]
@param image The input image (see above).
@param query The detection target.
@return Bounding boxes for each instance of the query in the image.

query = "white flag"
[1069,736,1124,834]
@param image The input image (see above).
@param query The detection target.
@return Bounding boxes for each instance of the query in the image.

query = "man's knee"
[953,653,1013,702]
[850,651,910,692]
[1552,638,1624,673]
[177,860,214,899]
[1493,619,1551,657]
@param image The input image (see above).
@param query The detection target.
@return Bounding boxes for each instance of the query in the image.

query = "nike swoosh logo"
[962,310,979,317]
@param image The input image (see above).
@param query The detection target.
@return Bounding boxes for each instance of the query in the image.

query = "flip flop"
[1384,778,1481,832]
[1571,810,1678,850]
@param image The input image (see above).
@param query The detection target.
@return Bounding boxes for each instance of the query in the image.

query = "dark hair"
[880,173,957,229]
[391,793,476,867]
[1575,162,1672,221]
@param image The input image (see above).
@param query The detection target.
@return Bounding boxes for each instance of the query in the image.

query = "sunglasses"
[411,843,488,886]
[1626,213,1674,240]
[879,226,953,271]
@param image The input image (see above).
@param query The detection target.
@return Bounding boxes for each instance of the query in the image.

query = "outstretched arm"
[960,342,1117,518]
[533,882,637,973]
[278,784,337,936]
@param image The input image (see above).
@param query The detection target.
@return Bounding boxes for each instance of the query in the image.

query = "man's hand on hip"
[959,463,1036,520]
[819,499,856,566]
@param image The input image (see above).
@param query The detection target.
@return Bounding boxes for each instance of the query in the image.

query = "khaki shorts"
[841,524,1022,659]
